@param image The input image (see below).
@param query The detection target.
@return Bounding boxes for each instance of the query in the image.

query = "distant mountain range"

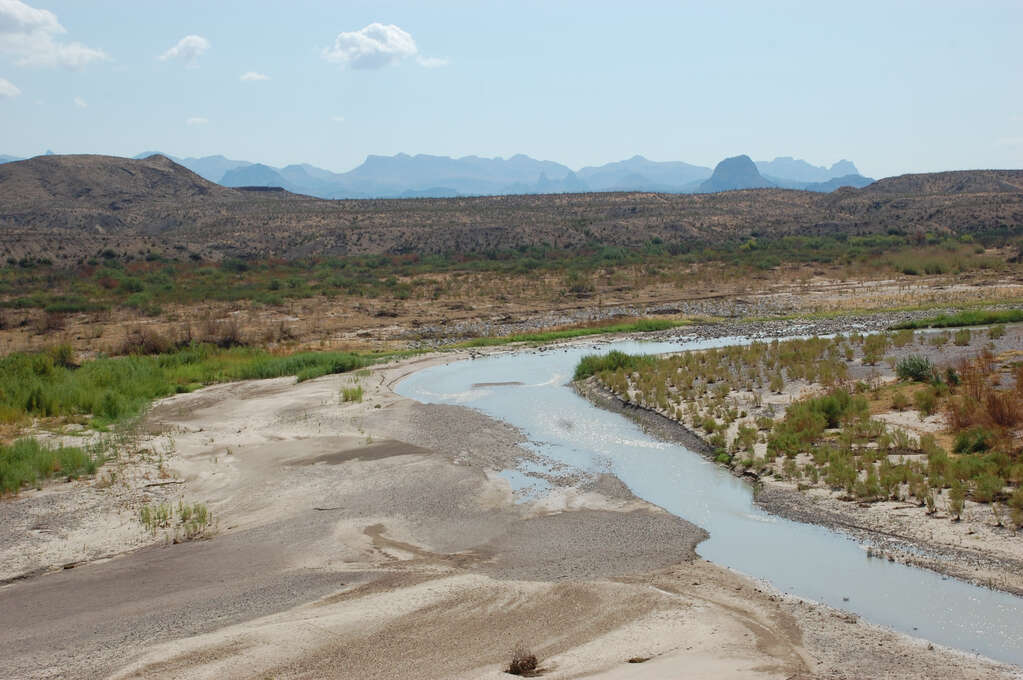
[0,150,874,198]
[1,154,1019,267]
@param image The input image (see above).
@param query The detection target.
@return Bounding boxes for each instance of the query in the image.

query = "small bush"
[896,355,934,382]
[914,388,938,417]
[574,350,651,380]
[891,391,910,411]
[953,329,971,346]
[507,647,538,676]
[953,426,995,454]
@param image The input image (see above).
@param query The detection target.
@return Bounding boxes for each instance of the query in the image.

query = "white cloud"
[331,115,344,123]
[240,71,268,81]
[0,76,19,97]
[0,0,108,68]
[73,95,85,108]
[186,116,208,126]
[996,136,1023,147]
[159,34,209,66]
[322,22,445,69]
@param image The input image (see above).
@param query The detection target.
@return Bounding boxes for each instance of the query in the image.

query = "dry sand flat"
[0,353,1020,679]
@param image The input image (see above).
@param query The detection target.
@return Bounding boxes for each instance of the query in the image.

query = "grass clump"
[574,350,652,380]
[140,501,212,539]
[341,385,364,403]
[1,438,102,494]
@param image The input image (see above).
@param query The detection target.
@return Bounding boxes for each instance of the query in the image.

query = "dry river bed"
[1,350,1021,679]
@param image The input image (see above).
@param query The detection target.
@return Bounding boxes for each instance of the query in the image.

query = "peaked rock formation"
[698,155,774,193]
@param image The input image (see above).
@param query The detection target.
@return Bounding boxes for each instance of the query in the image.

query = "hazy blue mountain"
[135,151,252,183]
[220,163,294,189]
[699,155,774,192]
[802,174,874,192]
[340,153,575,194]
[577,155,711,191]
[116,150,867,197]
[0,154,21,164]
[755,156,861,183]
[762,172,874,192]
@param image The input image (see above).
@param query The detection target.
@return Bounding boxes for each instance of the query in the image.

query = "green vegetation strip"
[0,344,407,494]
[457,319,688,348]
[0,344,391,427]
[893,309,1023,329]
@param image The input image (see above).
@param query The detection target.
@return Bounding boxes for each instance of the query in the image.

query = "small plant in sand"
[139,501,212,539]
[341,385,364,403]
[506,646,539,676]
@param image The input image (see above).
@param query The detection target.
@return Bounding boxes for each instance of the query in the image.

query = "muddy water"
[397,337,1023,666]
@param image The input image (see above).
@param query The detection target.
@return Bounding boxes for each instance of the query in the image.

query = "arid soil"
[1,266,1020,360]
[1,351,1020,679]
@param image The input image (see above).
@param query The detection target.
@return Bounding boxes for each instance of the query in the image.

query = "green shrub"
[953,427,995,454]
[1,438,101,494]
[896,355,934,382]
[953,329,971,346]
[574,350,652,380]
[914,388,938,417]
[972,474,1004,503]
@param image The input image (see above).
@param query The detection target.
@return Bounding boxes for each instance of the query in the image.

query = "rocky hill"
[698,155,775,192]
[1,155,1021,265]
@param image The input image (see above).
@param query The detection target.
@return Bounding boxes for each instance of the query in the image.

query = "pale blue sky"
[1,0,1021,178]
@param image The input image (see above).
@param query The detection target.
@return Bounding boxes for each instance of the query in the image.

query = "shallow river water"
[396,337,1023,666]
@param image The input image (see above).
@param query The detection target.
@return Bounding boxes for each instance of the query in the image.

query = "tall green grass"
[574,350,654,380]
[0,344,379,427]
[1,438,102,494]
[893,309,1023,329]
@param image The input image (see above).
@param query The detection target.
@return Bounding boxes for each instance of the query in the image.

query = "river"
[396,337,1023,666]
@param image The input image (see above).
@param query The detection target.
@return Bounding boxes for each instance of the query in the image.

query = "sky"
[1,0,1021,178]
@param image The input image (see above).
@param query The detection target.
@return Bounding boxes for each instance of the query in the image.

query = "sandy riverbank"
[1,350,1020,679]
